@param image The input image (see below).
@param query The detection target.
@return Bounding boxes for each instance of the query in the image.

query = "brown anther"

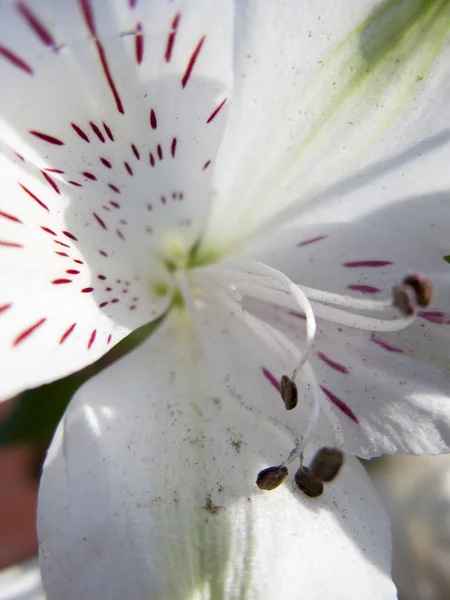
[403,274,434,307]
[392,283,417,316]
[294,466,324,498]
[280,375,298,410]
[309,447,344,482]
[256,465,288,491]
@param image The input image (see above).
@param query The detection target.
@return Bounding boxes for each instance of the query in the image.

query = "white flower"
[1,0,449,598]
[0,558,45,600]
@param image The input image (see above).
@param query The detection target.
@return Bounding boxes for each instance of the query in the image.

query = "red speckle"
[100,157,112,168]
[206,98,227,124]
[297,235,327,247]
[42,171,60,194]
[71,123,90,142]
[0,303,12,315]
[129,0,137,8]
[370,338,403,353]
[131,144,140,160]
[17,2,56,49]
[157,144,163,160]
[150,109,157,130]
[320,386,358,423]
[110,201,120,209]
[171,138,177,158]
[165,13,180,62]
[160,195,166,205]
[111,298,119,304]
[0,241,23,248]
[202,160,211,171]
[82,171,97,181]
[182,36,205,88]
[288,310,306,320]
[103,122,114,141]
[29,130,64,145]
[89,121,105,143]
[68,181,82,187]
[261,367,281,393]
[41,226,56,235]
[13,318,46,346]
[88,329,97,349]
[149,152,155,167]
[108,183,120,194]
[54,240,70,248]
[19,184,49,211]
[62,231,78,241]
[0,211,23,224]
[44,168,64,174]
[81,287,94,293]
[348,285,381,294]
[135,22,143,64]
[418,311,450,325]
[66,269,80,275]
[343,260,393,268]
[116,229,124,240]
[52,278,72,284]
[15,152,25,162]
[93,212,107,229]
[73,259,84,264]
[97,274,107,280]
[99,250,108,257]
[317,352,348,374]
[55,251,69,257]
[99,301,109,308]
[124,162,133,176]
[59,323,76,344]
[0,45,33,75]
[107,333,112,344]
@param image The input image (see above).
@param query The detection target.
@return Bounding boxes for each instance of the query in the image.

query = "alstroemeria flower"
[1,0,450,598]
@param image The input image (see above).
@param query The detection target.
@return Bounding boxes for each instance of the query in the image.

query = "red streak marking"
[13,318,46,346]
[29,130,64,145]
[102,205,111,212]
[99,301,109,307]
[54,240,70,248]
[52,278,72,284]
[124,162,133,175]
[93,212,107,229]
[55,251,69,257]
[150,109,157,130]
[0,211,22,223]
[0,304,12,315]
[202,160,211,170]
[71,123,90,142]
[17,2,56,48]
[107,333,112,344]
[62,231,78,241]
[44,168,64,174]
[320,386,358,423]
[131,144,140,160]
[19,184,49,211]
[15,152,25,161]
[101,157,112,168]
[129,0,137,7]
[181,37,205,88]
[111,298,119,303]
[42,171,60,194]
[317,351,348,374]
[348,284,381,294]
[116,229,124,240]
[0,45,33,74]
[165,13,180,62]
[95,41,124,114]
[103,122,114,141]
[88,329,96,349]
[81,287,94,293]
[171,138,177,158]
[261,367,281,393]
[149,152,155,167]
[41,226,56,235]
[288,310,306,320]
[73,259,84,264]
[108,183,120,193]
[99,250,108,257]
[418,311,450,325]
[370,338,403,353]
[79,0,96,35]
[157,144,163,160]
[98,274,107,280]
[110,201,120,209]
[297,235,327,247]
[82,171,97,181]
[90,121,105,143]
[343,260,393,268]
[135,22,143,64]
[68,181,82,187]
[0,241,23,248]
[59,323,76,344]
[206,98,227,124]
[66,269,79,275]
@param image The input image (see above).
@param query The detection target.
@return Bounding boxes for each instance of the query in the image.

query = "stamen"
[256,465,288,491]
[294,466,324,498]
[309,301,416,332]
[402,274,434,307]
[280,375,298,410]
[392,283,417,316]
[309,447,344,482]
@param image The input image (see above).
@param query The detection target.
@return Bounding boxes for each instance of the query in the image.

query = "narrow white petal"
[38,312,396,600]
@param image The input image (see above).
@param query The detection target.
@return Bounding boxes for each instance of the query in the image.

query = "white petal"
[38,312,395,600]
[0,558,45,600]
[205,0,450,247]
[0,0,233,399]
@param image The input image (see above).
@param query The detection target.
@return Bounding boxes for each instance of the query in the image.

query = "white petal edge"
[0,558,45,600]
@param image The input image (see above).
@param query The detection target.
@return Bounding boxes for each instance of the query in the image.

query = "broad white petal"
[205,0,450,247]
[0,558,45,600]
[38,312,395,600]
[0,0,233,399]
